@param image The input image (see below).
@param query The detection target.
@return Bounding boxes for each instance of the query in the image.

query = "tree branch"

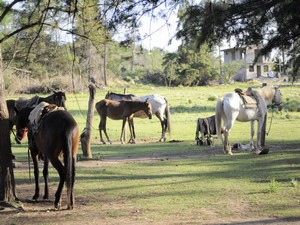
[0,0,25,24]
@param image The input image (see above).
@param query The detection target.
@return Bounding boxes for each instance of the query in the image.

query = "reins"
[11,128,32,182]
[266,108,274,136]
[28,147,32,182]
[267,87,282,136]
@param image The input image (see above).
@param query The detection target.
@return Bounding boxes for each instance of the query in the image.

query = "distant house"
[222,45,273,82]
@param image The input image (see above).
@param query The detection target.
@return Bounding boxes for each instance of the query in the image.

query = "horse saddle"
[235,88,258,109]
[29,102,64,132]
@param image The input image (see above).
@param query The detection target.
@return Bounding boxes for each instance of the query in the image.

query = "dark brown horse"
[7,91,67,137]
[95,99,152,144]
[15,103,79,210]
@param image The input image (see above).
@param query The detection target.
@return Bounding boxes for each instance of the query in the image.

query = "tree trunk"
[80,80,96,158]
[103,40,107,86]
[0,46,18,206]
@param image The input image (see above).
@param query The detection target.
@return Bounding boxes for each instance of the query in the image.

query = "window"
[249,65,254,72]
[263,65,269,72]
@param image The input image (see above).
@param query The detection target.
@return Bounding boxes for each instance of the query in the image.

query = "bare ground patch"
[1,142,300,225]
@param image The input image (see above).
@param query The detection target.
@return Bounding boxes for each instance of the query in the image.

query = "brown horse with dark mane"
[15,102,79,210]
[95,99,152,144]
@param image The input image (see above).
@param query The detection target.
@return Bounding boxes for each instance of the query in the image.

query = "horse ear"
[145,98,149,103]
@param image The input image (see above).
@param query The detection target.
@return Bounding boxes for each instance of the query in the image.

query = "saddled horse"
[15,102,79,210]
[105,92,171,142]
[7,91,67,139]
[95,99,152,144]
[215,86,283,155]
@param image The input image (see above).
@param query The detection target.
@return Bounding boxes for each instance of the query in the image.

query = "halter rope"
[266,108,274,136]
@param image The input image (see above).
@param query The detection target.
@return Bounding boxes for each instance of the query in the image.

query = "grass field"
[3,81,300,224]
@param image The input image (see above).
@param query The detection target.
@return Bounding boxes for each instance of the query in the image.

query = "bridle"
[14,127,28,143]
[267,87,283,135]
[271,87,283,109]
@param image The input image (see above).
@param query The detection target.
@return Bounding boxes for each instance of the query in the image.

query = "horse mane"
[257,86,274,98]
[107,92,136,97]
[256,86,276,105]
[15,95,39,110]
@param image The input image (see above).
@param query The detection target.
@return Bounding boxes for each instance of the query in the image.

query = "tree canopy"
[177,0,300,81]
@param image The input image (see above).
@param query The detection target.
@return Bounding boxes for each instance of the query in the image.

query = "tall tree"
[177,0,300,82]
[0,46,14,205]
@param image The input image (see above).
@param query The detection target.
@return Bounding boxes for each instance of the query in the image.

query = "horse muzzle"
[277,103,284,111]
[15,128,27,144]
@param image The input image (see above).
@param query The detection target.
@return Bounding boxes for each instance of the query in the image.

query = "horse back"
[95,99,126,120]
[37,110,79,156]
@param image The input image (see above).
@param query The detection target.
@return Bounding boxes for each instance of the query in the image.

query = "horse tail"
[64,125,79,210]
[164,98,171,134]
[215,98,223,139]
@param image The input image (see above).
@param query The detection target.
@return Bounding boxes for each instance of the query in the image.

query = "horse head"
[53,91,67,110]
[272,87,283,111]
[15,107,33,144]
[145,99,152,119]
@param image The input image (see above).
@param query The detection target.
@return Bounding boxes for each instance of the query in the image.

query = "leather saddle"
[234,88,258,108]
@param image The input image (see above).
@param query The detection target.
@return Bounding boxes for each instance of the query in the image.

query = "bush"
[208,96,217,101]
[284,99,300,112]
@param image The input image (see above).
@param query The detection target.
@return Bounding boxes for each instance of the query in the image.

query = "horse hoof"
[54,203,61,210]
[43,195,49,200]
[32,195,39,200]
[67,204,74,210]
[256,148,269,155]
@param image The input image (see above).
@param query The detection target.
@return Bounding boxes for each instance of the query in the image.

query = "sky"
[137,12,182,52]
[112,3,182,53]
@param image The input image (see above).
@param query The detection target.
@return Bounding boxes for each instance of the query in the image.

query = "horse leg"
[43,157,49,200]
[128,118,136,144]
[120,118,127,144]
[255,116,265,153]
[159,116,166,142]
[31,150,40,200]
[99,119,106,144]
[99,117,112,144]
[249,120,255,150]
[223,119,234,155]
[50,158,65,210]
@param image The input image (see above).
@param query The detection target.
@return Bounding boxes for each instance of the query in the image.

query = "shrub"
[268,178,280,193]
[208,96,217,101]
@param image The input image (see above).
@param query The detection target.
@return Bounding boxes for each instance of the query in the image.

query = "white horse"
[105,92,171,142]
[215,86,283,155]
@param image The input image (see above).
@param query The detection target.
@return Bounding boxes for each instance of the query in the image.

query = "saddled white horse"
[215,86,283,155]
[105,92,171,142]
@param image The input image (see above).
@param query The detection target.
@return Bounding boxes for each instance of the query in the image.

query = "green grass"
[7,82,300,224]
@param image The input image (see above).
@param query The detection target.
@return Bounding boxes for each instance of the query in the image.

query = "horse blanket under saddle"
[235,88,258,109]
[29,102,64,132]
